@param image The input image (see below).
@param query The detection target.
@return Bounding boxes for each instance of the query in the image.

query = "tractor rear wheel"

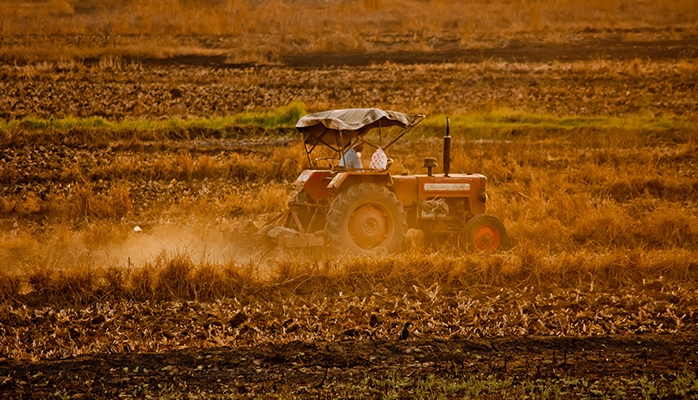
[326,183,407,255]
[461,214,508,254]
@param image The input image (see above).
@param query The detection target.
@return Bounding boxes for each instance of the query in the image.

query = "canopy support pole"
[379,120,382,147]
[339,130,346,167]
[304,142,313,166]
[383,115,425,150]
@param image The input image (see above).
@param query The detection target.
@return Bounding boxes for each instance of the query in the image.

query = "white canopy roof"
[296,108,425,149]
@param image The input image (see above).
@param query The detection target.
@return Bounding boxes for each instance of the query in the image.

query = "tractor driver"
[340,142,364,170]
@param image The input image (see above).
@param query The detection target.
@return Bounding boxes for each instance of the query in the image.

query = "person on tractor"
[340,142,364,169]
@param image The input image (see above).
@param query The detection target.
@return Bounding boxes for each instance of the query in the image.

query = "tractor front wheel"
[460,214,509,254]
[326,183,407,255]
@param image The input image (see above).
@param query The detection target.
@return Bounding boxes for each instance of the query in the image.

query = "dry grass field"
[1,0,697,64]
[1,0,698,398]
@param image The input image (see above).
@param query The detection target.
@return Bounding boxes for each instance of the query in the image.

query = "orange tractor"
[259,108,508,255]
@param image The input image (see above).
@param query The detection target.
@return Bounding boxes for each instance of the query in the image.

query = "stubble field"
[1,1,698,398]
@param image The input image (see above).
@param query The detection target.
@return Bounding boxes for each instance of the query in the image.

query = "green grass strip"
[419,109,694,132]
[0,101,307,131]
[0,103,693,133]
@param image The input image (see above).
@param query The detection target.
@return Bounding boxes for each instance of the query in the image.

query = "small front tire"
[461,214,508,254]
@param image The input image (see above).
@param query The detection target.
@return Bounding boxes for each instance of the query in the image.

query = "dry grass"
[2,246,697,306]
[2,248,698,364]
[0,0,696,62]
[5,0,696,38]
[0,119,697,374]
[0,120,696,307]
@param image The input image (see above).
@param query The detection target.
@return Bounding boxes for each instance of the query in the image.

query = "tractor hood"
[297,108,425,150]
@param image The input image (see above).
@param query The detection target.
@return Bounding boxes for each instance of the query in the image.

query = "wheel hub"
[473,224,501,254]
[348,203,393,249]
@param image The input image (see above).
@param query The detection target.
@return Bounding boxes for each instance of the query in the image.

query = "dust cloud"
[0,221,268,273]
[100,223,243,268]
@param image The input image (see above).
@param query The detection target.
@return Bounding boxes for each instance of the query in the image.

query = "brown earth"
[2,36,697,120]
[70,36,698,68]
[2,36,698,399]
[81,36,698,68]
[1,334,696,398]
[283,37,698,67]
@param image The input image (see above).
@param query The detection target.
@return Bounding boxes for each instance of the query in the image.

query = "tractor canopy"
[296,108,425,156]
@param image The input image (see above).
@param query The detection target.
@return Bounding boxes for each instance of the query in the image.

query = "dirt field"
[2,334,698,398]
[3,35,698,121]
[1,8,698,397]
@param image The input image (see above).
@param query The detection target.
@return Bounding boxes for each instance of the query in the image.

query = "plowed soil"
[282,36,698,67]
[2,334,697,398]
[2,36,697,120]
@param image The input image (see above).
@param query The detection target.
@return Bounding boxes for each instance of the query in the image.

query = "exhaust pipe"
[443,117,451,177]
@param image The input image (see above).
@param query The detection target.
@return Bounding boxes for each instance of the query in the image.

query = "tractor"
[257,108,508,255]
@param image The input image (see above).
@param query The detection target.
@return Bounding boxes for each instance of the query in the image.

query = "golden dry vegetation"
[0,0,697,63]
[1,1,698,398]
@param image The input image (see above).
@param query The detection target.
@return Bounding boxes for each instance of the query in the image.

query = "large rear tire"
[460,214,509,254]
[326,183,407,255]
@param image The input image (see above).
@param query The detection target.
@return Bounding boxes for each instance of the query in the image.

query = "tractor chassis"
[265,173,487,250]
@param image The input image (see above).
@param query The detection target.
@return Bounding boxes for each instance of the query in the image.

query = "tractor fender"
[327,172,393,193]
[296,170,333,202]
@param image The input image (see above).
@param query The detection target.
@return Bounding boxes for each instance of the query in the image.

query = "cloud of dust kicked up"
[0,221,269,273]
